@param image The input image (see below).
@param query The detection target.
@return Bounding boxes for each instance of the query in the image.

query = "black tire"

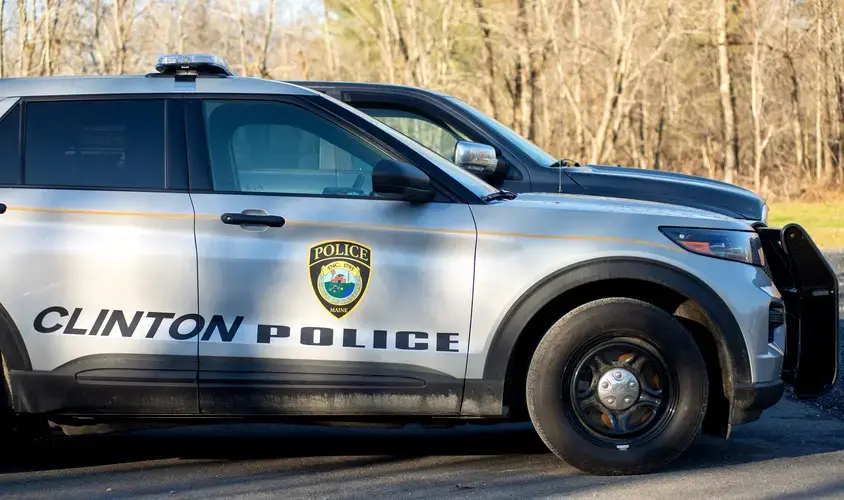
[526,298,709,475]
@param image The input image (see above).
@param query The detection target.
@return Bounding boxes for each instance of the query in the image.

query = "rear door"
[186,96,477,416]
[0,97,199,415]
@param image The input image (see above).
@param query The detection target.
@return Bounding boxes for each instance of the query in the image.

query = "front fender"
[463,257,751,418]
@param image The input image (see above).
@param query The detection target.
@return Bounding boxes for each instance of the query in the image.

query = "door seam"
[188,191,201,412]
[458,205,480,415]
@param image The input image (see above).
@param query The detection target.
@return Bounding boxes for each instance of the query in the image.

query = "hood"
[563,165,766,221]
[510,192,749,228]
[504,193,751,234]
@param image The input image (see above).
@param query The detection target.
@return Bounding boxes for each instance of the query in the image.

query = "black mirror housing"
[372,159,435,203]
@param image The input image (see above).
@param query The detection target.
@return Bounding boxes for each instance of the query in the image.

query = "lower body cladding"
[7,355,469,417]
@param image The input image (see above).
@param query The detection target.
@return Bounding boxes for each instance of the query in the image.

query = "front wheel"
[526,298,709,475]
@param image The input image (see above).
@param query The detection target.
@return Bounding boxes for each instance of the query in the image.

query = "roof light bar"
[155,54,233,77]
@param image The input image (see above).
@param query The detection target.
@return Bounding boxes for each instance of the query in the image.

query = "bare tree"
[816,0,827,182]
[0,0,6,78]
[782,0,807,174]
[473,0,500,117]
[748,0,774,191]
[571,0,584,158]
[716,0,739,184]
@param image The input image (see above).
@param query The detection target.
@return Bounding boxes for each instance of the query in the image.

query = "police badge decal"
[308,241,372,319]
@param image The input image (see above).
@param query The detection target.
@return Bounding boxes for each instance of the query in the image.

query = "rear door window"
[24,99,166,190]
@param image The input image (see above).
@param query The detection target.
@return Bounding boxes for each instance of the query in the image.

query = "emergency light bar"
[154,54,233,77]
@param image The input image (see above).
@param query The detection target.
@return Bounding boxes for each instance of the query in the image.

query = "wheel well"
[502,278,731,433]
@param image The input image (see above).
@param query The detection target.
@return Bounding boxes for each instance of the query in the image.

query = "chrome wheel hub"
[597,368,640,411]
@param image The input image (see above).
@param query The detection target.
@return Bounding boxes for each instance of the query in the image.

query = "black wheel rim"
[565,336,676,445]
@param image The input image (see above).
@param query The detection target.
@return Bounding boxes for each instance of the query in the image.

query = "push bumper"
[756,223,839,398]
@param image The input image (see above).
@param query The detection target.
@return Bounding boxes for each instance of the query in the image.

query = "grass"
[768,202,844,249]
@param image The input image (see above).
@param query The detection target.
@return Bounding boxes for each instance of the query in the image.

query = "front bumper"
[731,380,785,424]
[756,223,839,398]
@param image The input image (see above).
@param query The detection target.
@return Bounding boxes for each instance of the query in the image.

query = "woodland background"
[1,0,842,201]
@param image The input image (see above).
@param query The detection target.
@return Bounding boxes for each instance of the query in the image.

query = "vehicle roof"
[286,80,452,99]
[0,74,318,99]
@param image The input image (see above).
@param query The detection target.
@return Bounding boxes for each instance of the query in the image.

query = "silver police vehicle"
[0,55,837,475]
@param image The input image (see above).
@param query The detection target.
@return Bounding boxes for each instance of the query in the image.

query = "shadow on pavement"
[0,422,546,473]
[1,403,843,475]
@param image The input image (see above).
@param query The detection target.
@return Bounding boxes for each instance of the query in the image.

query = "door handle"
[0,203,6,214]
[221,212,286,228]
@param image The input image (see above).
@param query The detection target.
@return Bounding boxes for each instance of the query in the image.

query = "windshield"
[316,92,499,198]
[447,96,557,168]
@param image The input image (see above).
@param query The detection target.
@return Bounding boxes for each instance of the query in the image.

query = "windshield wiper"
[482,189,518,202]
[548,158,582,169]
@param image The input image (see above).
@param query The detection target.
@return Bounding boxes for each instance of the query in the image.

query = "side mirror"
[372,159,435,203]
[454,141,508,182]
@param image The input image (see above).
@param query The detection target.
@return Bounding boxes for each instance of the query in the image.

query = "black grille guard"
[756,223,839,398]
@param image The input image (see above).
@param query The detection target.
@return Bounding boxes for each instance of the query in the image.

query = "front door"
[187,97,477,416]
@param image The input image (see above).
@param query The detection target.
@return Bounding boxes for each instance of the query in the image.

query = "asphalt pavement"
[0,396,842,500]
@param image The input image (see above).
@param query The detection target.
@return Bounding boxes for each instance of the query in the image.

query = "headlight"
[660,227,765,266]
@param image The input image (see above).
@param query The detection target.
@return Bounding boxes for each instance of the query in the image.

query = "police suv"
[0,55,837,475]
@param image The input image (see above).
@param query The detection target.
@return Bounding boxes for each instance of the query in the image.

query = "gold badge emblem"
[308,240,372,319]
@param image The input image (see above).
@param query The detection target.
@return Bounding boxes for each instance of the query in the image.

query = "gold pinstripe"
[3,206,682,252]
[5,206,195,219]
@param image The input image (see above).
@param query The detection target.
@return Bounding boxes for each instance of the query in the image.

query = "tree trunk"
[91,0,107,74]
[113,0,138,75]
[782,0,805,173]
[17,0,27,77]
[816,0,826,182]
[229,0,248,75]
[716,0,738,184]
[653,91,667,171]
[526,1,549,142]
[472,0,500,117]
[629,100,647,169]
[322,3,337,78]
[259,0,276,78]
[0,0,6,78]
[785,52,806,173]
[572,0,584,157]
[590,0,628,164]
[42,0,52,76]
[834,6,844,181]
[749,0,762,192]
[375,0,400,83]
[514,0,532,137]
